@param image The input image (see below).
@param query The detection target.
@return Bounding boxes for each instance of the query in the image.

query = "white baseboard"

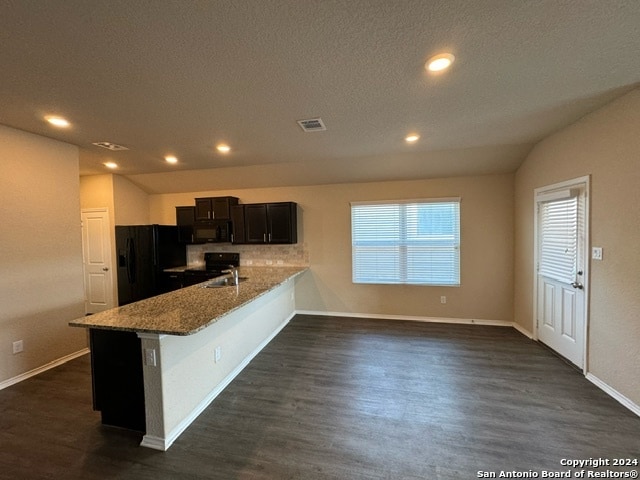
[511,322,533,338]
[296,310,535,339]
[295,310,514,327]
[0,348,90,391]
[142,312,295,451]
[586,373,640,417]
[139,434,167,451]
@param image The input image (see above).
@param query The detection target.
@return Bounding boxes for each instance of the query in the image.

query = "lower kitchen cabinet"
[158,271,184,293]
[89,329,146,432]
[233,202,297,244]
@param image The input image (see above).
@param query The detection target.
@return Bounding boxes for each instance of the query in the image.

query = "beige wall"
[80,172,150,226]
[0,125,87,385]
[79,173,150,306]
[113,174,150,225]
[80,173,114,211]
[514,88,640,405]
[150,173,515,322]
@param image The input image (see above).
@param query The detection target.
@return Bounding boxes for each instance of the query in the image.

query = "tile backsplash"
[187,243,309,268]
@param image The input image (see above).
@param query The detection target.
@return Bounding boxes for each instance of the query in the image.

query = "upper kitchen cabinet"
[230,205,246,244]
[175,206,195,243]
[194,196,239,221]
[239,202,297,244]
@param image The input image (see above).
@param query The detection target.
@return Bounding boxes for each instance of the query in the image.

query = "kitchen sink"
[202,276,248,288]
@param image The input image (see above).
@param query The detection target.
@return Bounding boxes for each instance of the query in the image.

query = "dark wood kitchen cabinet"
[90,329,145,432]
[238,202,297,244]
[175,206,195,243]
[194,196,238,221]
[230,205,246,244]
[158,271,184,293]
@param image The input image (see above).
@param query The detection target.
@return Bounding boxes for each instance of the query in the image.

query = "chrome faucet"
[222,266,239,286]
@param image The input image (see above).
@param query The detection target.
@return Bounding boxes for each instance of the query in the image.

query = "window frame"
[350,197,461,287]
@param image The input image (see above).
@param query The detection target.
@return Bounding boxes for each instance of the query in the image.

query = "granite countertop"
[163,266,191,273]
[69,266,308,336]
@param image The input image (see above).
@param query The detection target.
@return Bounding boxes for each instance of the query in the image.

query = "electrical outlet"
[440,296,447,304]
[13,340,24,354]
[214,346,222,363]
[266,260,273,265]
[144,348,157,367]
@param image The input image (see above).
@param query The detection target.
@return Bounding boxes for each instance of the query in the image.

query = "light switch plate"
[592,247,603,260]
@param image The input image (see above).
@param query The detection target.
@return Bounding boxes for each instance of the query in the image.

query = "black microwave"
[193,221,230,243]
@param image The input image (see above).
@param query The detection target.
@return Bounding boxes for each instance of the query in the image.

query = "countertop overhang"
[69,266,308,336]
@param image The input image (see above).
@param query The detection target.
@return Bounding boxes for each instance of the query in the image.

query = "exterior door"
[535,178,588,369]
[81,208,114,313]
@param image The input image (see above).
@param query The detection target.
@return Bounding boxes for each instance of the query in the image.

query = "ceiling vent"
[92,141,129,151]
[297,117,326,132]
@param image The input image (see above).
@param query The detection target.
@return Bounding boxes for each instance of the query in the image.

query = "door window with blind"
[351,199,460,286]
[537,189,584,284]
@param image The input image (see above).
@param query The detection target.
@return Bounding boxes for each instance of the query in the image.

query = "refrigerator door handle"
[128,238,137,284]
[125,238,132,284]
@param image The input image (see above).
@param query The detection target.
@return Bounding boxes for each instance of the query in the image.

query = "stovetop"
[183,252,240,275]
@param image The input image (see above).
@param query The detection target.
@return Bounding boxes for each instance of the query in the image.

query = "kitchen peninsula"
[70,266,307,451]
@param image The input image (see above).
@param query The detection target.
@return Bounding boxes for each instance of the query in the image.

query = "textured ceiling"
[1,0,639,193]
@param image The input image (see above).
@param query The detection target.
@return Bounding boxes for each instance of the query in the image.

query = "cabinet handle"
[208,211,211,219]
[263,233,267,242]
[268,233,272,243]
[231,233,234,243]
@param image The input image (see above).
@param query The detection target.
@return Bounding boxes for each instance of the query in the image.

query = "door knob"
[102,267,109,271]
[571,281,583,290]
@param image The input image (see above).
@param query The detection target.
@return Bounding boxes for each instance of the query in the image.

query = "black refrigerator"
[115,225,186,306]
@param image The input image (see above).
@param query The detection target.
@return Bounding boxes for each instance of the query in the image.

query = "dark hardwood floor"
[1,315,638,479]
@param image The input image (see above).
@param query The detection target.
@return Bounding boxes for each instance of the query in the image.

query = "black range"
[182,252,240,287]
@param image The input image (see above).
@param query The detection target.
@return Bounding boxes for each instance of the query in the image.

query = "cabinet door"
[212,197,238,219]
[90,329,145,432]
[159,272,184,293]
[230,205,246,244]
[212,198,227,219]
[245,204,268,243]
[194,198,212,221]
[176,206,195,226]
[267,202,297,244]
[175,206,195,244]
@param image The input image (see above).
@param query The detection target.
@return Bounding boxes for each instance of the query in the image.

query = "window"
[351,198,460,285]
[538,192,581,284]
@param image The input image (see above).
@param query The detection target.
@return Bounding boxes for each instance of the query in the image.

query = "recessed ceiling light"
[216,144,231,154]
[103,162,118,169]
[426,53,455,73]
[165,155,178,164]
[45,116,70,128]
[405,134,420,143]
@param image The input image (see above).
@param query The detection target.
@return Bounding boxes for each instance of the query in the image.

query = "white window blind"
[538,196,578,284]
[351,199,460,285]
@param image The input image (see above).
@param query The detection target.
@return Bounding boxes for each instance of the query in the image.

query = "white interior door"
[535,179,588,369]
[81,208,114,314]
